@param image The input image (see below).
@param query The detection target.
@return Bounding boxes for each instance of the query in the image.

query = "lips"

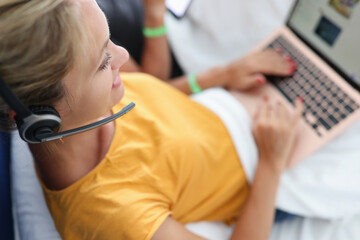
[112,75,122,89]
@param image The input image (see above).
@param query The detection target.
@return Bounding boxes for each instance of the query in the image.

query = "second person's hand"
[223,49,297,91]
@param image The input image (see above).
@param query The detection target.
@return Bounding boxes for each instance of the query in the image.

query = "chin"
[112,83,125,106]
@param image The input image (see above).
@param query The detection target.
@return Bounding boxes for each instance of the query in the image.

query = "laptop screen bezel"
[285,0,360,92]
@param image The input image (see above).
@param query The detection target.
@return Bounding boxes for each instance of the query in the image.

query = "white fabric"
[166,0,296,73]
[166,0,360,220]
[277,120,360,218]
[192,88,258,182]
[186,214,360,240]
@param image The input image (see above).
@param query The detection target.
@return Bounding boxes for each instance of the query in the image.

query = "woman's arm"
[168,49,296,94]
[232,98,303,240]
[152,99,303,240]
[123,0,171,80]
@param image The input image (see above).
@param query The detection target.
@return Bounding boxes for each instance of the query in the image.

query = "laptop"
[166,0,193,19]
[231,0,360,167]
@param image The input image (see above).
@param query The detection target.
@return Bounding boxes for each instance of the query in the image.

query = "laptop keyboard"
[266,36,360,137]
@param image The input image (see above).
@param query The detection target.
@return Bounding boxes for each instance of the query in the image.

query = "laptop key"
[328,115,339,125]
[345,105,354,113]
[318,117,331,130]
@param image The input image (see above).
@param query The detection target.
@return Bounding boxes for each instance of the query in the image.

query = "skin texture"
[28,1,303,240]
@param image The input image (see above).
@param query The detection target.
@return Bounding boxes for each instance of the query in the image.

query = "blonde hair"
[0,0,84,131]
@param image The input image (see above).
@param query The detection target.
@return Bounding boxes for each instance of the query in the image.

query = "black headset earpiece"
[16,105,62,144]
[0,75,135,144]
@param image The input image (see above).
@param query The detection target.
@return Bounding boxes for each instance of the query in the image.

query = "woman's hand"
[143,0,167,27]
[252,97,304,173]
[223,49,297,91]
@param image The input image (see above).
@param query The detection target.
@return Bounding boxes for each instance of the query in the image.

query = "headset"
[0,76,135,144]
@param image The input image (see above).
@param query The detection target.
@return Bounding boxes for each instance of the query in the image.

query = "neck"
[29,120,115,190]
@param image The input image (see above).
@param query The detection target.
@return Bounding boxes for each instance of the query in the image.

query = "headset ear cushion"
[15,105,60,130]
[29,105,60,118]
[17,105,62,143]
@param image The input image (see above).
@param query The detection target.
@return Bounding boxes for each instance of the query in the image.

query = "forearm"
[230,160,282,240]
[141,9,171,80]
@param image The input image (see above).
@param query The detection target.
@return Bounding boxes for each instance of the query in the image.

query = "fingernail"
[257,76,266,84]
[289,63,297,74]
[297,96,304,103]
[275,48,283,54]
[285,56,293,62]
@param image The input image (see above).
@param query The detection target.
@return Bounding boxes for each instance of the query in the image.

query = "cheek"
[78,77,112,117]
[91,77,112,104]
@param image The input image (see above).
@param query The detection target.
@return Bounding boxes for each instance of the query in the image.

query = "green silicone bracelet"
[142,25,167,38]
[188,73,202,94]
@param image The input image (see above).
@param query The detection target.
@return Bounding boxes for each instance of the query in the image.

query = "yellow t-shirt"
[43,73,249,240]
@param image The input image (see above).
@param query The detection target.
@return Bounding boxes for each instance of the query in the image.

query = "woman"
[97,0,297,94]
[0,1,303,240]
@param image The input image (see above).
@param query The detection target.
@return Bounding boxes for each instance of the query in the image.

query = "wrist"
[257,158,284,178]
[143,25,167,38]
[222,63,239,88]
[187,73,202,94]
[196,66,229,89]
[144,10,165,28]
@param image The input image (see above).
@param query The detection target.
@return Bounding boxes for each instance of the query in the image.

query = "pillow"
[10,131,62,240]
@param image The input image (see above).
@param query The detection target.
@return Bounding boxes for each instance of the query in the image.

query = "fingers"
[248,73,267,87]
[253,97,271,131]
[254,97,304,126]
[275,100,287,121]
[252,97,303,171]
[292,97,304,125]
[233,73,267,91]
[250,49,297,77]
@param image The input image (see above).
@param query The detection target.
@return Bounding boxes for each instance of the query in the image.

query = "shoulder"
[120,72,188,101]
[120,72,168,86]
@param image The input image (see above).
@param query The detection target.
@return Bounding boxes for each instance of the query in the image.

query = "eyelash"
[99,53,112,71]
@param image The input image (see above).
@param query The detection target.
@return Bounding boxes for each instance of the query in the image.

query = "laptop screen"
[288,0,360,88]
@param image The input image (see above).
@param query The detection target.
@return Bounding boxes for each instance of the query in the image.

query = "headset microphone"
[0,76,135,144]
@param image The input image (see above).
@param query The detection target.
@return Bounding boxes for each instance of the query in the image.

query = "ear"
[9,110,16,123]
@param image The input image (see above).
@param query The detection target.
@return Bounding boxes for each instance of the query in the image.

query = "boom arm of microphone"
[36,102,135,142]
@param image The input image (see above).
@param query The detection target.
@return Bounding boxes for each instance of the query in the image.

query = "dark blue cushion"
[0,131,14,240]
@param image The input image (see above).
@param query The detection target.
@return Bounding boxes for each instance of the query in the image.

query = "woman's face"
[56,0,129,131]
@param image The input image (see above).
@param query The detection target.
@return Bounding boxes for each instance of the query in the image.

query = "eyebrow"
[100,37,110,60]
[95,37,110,72]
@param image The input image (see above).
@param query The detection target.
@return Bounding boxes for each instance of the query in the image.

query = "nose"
[110,42,129,70]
